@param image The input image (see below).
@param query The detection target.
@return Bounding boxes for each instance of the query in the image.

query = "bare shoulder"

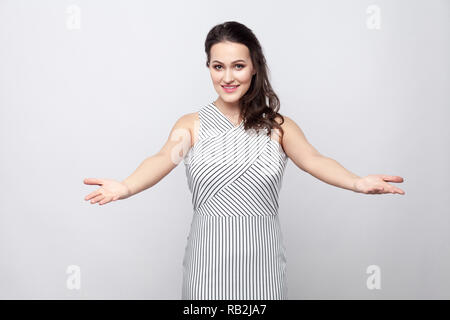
[274,113,292,127]
[175,112,197,125]
[271,113,291,144]
[274,114,299,136]
[172,112,199,147]
[272,113,322,166]
[173,112,198,130]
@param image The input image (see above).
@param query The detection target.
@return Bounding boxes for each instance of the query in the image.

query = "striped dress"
[182,101,289,300]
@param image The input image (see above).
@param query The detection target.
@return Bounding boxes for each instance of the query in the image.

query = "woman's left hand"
[353,174,405,195]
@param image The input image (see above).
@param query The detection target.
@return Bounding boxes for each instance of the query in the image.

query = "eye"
[213,64,245,70]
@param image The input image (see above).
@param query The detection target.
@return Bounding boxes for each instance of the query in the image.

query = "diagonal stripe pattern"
[182,102,289,299]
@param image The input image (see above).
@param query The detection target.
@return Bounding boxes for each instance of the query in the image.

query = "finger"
[385,184,404,194]
[83,178,104,185]
[381,182,397,194]
[384,186,395,193]
[386,187,405,194]
[90,194,105,204]
[382,175,404,183]
[85,190,101,201]
[99,196,112,205]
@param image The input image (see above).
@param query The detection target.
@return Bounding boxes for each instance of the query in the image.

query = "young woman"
[83,21,405,300]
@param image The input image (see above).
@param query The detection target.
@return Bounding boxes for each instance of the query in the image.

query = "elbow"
[300,153,326,172]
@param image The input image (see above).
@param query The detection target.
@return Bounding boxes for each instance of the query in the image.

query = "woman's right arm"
[121,112,195,197]
[84,112,196,205]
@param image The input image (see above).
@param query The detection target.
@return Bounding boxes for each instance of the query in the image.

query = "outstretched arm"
[84,113,195,206]
[278,115,405,195]
[121,113,195,197]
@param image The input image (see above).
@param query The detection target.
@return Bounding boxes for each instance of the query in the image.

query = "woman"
[83,21,405,300]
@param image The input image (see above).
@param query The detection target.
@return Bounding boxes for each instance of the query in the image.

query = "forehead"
[210,41,251,63]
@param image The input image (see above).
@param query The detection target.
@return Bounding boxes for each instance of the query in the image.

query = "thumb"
[83,178,104,185]
[382,175,403,182]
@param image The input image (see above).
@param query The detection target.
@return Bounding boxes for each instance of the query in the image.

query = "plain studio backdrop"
[0,0,449,299]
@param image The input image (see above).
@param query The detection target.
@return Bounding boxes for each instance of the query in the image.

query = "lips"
[221,85,240,93]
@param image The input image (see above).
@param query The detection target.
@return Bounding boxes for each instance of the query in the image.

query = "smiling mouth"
[221,85,240,93]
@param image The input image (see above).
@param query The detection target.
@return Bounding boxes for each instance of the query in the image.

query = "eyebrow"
[212,59,246,64]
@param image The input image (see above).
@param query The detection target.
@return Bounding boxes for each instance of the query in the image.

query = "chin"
[220,95,241,103]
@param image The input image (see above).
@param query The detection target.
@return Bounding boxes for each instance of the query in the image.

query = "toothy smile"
[221,85,240,93]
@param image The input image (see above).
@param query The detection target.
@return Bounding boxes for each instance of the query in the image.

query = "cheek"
[210,72,221,83]
[237,70,254,83]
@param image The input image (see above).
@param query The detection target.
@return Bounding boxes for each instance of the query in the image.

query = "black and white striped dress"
[182,101,289,300]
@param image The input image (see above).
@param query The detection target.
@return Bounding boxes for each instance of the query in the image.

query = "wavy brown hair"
[204,21,285,139]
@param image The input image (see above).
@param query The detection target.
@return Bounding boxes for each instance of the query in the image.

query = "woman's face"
[208,41,256,106]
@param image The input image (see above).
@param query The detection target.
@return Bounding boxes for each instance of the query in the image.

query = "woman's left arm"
[277,115,405,195]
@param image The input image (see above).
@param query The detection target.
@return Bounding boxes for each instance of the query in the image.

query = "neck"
[214,98,243,124]
[214,98,241,113]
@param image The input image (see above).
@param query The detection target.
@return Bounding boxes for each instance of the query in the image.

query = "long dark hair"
[204,21,285,139]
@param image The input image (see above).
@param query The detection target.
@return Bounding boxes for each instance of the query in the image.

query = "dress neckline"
[211,102,244,129]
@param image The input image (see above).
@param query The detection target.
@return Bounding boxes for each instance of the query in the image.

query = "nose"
[223,68,234,83]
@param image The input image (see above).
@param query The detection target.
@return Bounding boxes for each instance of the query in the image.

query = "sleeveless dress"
[182,101,289,300]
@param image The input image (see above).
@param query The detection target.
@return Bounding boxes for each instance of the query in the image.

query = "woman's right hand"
[83,178,131,205]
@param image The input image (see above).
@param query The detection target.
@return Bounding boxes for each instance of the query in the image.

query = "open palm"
[353,174,405,195]
[83,178,130,205]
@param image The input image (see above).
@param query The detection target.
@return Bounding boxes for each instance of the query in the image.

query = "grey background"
[0,0,448,299]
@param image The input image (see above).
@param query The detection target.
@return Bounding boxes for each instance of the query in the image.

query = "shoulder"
[173,112,198,130]
[271,114,300,149]
[272,113,295,136]
[274,114,300,136]
[274,113,293,126]
[172,112,199,147]
[176,111,198,123]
